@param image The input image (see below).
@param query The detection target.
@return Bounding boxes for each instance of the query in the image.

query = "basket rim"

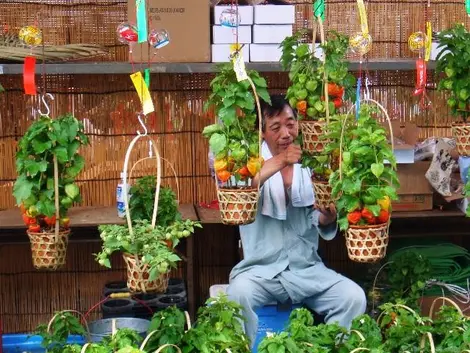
[217,187,258,193]
[348,222,389,230]
[27,229,71,236]
[451,123,470,128]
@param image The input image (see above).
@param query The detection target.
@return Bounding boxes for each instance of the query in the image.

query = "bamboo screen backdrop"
[0,0,469,333]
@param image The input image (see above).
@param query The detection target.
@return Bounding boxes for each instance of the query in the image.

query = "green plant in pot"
[95,175,201,293]
[13,113,88,270]
[436,23,470,156]
[280,29,356,154]
[329,103,400,263]
[202,62,270,226]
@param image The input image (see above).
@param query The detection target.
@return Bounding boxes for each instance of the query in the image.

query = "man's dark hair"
[256,94,297,132]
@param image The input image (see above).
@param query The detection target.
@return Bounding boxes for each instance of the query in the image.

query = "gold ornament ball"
[349,32,372,56]
[408,31,427,53]
[19,26,43,47]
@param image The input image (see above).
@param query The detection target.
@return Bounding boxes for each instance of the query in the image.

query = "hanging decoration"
[130,71,155,115]
[117,22,138,55]
[313,0,325,22]
[148,29,170,50]
[136,0,148,43]
[466,0,470,16]
[349,0,372,57]
[220,8,241,28]
[20,25,42,96]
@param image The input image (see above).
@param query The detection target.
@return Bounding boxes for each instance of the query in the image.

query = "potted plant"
[436,23,470,156]
[96,216,201,293]
[13,113,88,270]
[329,103,400,263]
[202,62,270,225]
[280,29,356,154]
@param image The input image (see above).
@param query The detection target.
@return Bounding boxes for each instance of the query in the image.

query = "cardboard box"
[392,161,434,211]
[213,5,254,25]
[128,0,210,63]
[212,44,250,62]
[213,25,251,44]
[254,2,295,24]
[253,24,292,44]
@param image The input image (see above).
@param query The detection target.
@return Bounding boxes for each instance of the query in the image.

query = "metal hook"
[38,93,54,117]
[137,113,148,136]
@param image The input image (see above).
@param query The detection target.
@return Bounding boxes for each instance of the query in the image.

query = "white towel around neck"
[261,141,315,220]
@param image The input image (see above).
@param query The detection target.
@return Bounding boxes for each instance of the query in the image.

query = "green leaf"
[371,163,384,178]
[338,216,349,231]
[209,133,227,155]
[367,204,381,217]
[13,175,34,204]
[67,119,79,141]
[343,151,351,164]
[37,199,56,217]
[32,139,52,154]
[66,155,85,178]
[24,160,48,177]
[54,146,69,163]
[218,106,237,126]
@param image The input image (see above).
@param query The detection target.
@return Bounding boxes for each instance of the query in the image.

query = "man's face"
[262,105,298,156]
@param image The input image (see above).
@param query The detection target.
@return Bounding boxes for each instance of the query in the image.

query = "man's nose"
[280,126,290,138]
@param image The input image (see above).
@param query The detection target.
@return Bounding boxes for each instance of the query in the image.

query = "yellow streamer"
[130,71,155,115]
[357,0,369,35]
[425,21,432,62]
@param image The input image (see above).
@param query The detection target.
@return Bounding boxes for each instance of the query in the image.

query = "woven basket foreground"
[299,120,331,154]
[345,223,389,263]
[451,124,470,156]
[27,230,70,270]
[217,187,259,225]
[312,181,336,208]
[123,253,169,293]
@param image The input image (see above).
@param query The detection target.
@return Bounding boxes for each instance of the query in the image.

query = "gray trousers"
[227,264,367,346]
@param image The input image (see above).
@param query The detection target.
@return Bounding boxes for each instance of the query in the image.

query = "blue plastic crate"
[2,334,85,353]
[253,303,301,353]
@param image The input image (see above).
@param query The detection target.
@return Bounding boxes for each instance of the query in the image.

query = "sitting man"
[227,94,367,346]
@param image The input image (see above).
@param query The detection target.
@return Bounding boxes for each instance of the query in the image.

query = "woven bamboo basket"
[345,223,389,263]
[122,253,169,293]
[451,124,470,156]
[299,120,331,154]
[27,229,70,270]
[339,98,395,263]
[217,187,259,225]
[312,180,336,208]
[216,76,263,226]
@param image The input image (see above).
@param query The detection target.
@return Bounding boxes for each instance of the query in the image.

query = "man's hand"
[281,144,302,166]
[317,203,337,226]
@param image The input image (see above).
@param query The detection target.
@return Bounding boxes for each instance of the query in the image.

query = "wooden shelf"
[0,59,436,75]
[195,205,465,224]
[0,204,198,230]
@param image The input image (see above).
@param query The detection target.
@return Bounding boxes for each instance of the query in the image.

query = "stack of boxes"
[211,2,295,63]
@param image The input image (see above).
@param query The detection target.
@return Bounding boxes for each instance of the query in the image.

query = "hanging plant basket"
[345,223,389,263]
[217,187,259,225]
[312,180,336,209]
[27,229,70,270]
[299,120,331,154]
[451,123,470,156]
[122,253,169,293]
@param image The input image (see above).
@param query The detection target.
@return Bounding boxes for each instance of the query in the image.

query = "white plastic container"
[116,172,130,218]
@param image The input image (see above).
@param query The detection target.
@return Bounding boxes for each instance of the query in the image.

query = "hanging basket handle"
[339,98,395,182]
[154,344,182,353]
[47,310,91,343]
[140,311,190,351]
[428,296,463,317]
[420,332,436,353]
[129,156,181,204]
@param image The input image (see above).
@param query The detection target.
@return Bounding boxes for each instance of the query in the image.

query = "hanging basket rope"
[339,98,395,263]
[215,75,263,226]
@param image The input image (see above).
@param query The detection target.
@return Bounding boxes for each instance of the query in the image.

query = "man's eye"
[287,124,294,129]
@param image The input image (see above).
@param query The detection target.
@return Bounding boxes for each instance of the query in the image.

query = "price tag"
[130,71,155,115]
[357,0,369,35]
[230,44,248,82]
